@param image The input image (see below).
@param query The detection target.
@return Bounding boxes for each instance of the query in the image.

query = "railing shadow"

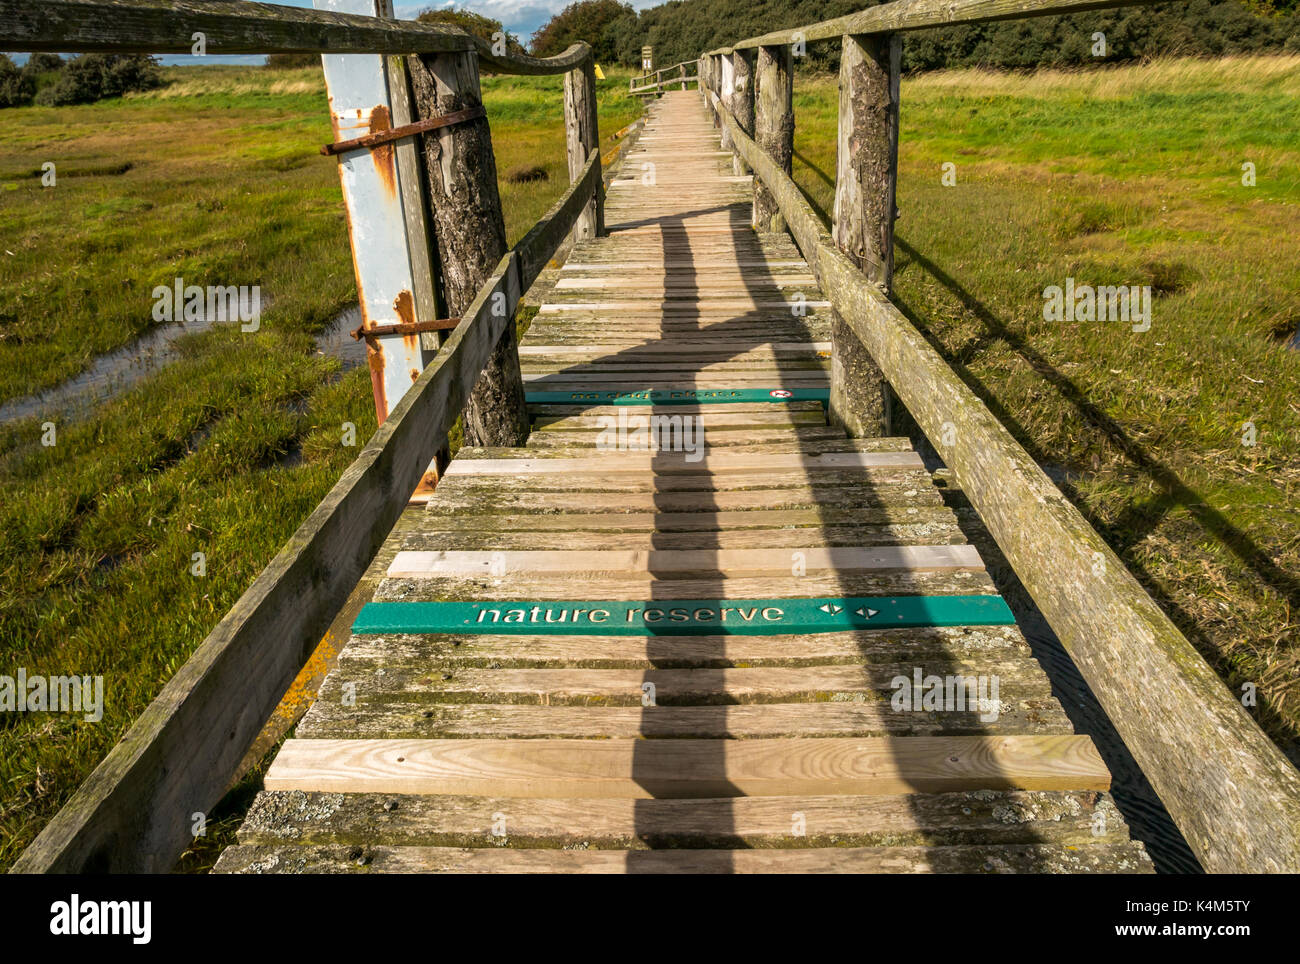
[784,141,1210,871]
[900,256,1206,866]
[542,93,1066,871]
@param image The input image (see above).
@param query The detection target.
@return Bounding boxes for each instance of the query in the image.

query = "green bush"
[35,53,162,107]
[22,52,65,75]
[416,6,527,55]
[0,54,35,108]
[264,53,321,70]
[530,0,637,63]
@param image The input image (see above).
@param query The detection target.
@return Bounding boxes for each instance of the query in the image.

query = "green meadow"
[792,55,1300,762]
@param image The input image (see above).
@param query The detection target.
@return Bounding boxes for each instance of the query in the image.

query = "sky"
[118,0,668,66]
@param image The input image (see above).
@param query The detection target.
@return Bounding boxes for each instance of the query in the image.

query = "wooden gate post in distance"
[407,48,529,447]
[730,50,755,176]
[564,52,603,242]
[754,44,793,233]
[719,54,735,153]
[829,32,901,438]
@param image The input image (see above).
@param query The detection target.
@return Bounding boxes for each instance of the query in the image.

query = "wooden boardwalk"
[214,92,1152,874]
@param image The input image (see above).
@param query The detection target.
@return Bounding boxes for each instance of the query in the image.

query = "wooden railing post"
[564,54,603,241]
[754,44,793,232]
[719,54,734,149]
[408,49,529,447]
[829,32,900,438]
[730,50,755,176]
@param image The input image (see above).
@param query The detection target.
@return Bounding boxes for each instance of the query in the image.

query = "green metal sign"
[525,388,830,406]
[354,595,1015,636]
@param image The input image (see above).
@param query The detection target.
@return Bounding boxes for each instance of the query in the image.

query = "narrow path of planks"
[215,91,1152,874]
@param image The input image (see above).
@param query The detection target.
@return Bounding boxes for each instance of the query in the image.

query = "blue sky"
[120,0,666,66]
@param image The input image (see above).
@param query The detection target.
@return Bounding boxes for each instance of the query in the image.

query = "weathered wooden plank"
[262,735,1110,797]
[214,841,1154,873]
[297,699,1072,740]
[445,450,921,475]
[421,484,945,515]
[5,0,595,77]
[327,625,1032,668]
[436,467,931,493]
[371,571,1000,605]
[411,506,958,534]
[409,47,528,447]
[234,789,1119,848]
[387,545,983,578]
[317,662,1051,707]
[1,0,474,54]
[399,523,966,551]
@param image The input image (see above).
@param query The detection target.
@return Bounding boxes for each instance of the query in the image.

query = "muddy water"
[0,307,368,426]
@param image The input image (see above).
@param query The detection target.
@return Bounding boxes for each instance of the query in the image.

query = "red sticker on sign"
[769,389,793,399]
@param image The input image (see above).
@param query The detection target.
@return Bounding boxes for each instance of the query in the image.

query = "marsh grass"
[792,56,1300,760]
[0,63,639,869]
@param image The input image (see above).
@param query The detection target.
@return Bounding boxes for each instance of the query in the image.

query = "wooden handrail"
[633,57,698,82]
[706,0,1170,53]
[10,150,603,875]
[706,88,1300,874]
[630,60,700,94]
[0,0,592,75]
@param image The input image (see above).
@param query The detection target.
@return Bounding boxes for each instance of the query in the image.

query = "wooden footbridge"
[8,0,1300,876]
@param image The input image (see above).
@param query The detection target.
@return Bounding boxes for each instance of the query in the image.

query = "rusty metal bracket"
[351,317,461,342]
[322,106,486,156]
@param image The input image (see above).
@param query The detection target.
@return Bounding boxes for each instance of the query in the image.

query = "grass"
[790,55,1300,759]
[0,63,640,870]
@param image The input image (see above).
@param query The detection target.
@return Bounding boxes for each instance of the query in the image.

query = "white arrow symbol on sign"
[819,603,843,615]
[855,607,880,619]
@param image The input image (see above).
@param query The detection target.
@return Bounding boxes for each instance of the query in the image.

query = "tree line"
[528,0,1300,72]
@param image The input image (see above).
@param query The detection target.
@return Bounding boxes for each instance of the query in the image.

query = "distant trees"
[0,55,35,108]
[0,53,161,108]
[23,53,66,75]
[34,54,162,106]
[264,53,321,69]
[530,0,638,64]
[532,0,1300,70]
[417,6,527,55]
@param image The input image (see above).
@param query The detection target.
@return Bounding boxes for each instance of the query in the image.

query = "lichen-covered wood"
[729,50,755,177]
[754,45,793,232]
[409,49,528,448]
[563,54,603,242]
[827,34,900,442]
[6,0,594,76]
